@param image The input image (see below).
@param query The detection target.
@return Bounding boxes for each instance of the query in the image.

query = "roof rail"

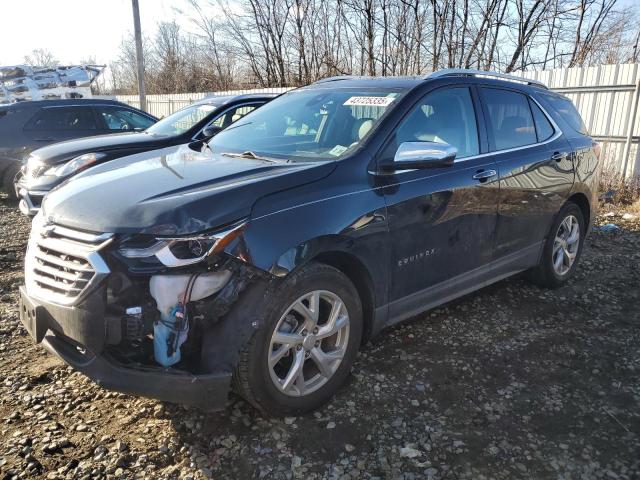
[312,75,363,84]
[426,68,548,89]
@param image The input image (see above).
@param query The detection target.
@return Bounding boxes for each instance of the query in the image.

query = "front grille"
[25,217,113,305]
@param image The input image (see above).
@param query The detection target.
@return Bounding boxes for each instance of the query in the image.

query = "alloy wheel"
[268,290,350,397]
[552,214,580,276]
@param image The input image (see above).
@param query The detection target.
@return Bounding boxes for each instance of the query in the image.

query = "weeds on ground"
[598,169,640,213]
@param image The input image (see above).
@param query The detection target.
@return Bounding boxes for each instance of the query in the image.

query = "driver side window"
[390,87,479,160]
[210,104,260,129]
[98,107,155,131]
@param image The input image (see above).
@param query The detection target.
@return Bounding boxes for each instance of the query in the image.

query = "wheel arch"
[312,250,376,342]
[566,191,591,232]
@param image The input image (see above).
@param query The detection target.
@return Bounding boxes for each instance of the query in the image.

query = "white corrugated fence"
[113,65,640,178]
[114,88,291,119]
[515,63,640,179]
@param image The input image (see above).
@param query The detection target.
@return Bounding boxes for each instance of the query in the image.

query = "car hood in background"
[42,145,336,235]
[30,132,173,165]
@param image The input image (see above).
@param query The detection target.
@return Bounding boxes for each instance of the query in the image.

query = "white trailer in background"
[0,64,105,104]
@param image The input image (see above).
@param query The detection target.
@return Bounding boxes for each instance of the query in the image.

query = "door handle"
[551,151,568,162]
[472,169,497,181]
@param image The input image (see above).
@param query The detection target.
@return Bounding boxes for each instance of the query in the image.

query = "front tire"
[2,166,19,201]
[529,202,585,288]
[234,262,363,416]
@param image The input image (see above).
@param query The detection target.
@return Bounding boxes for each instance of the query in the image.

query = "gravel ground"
[0,193,639,480]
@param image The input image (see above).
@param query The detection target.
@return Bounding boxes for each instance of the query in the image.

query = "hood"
[31,132,172,165]
[42,144,336,235]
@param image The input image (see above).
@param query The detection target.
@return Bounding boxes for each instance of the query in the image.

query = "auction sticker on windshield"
[343,96,395,107]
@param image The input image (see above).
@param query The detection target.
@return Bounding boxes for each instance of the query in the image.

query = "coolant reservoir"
[149,271,232,320]
[150,271,232,367]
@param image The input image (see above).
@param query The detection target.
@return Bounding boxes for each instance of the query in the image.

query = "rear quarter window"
[529,99,555,142]
[540,93,588,135]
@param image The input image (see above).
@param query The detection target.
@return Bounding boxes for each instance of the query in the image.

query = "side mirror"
[392,141,457,170]
[201,124,223,139]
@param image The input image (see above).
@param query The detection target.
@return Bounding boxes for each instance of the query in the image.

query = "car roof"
[0,98,140,110]
[192,93,280,107]
[302,76,425,91]
[301,70,549,93]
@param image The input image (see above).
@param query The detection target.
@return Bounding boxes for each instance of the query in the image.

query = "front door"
[379,86,499,321]
[93,106,156,133]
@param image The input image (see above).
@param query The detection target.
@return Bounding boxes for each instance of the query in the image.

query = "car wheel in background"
[529,201,586,288]
[2,166,19,200]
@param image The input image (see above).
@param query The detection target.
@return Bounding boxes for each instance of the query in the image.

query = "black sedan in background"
[14,93,276,215]
[0,99,157,198]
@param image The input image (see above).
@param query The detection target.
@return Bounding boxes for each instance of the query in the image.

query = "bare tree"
[569,0,619,67]
[105,0,640,95]
[23,49,59,68]
[505,0,552,72]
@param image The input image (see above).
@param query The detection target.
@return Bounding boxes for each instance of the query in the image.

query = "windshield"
[208,88,404,161]
[146,103,219,136]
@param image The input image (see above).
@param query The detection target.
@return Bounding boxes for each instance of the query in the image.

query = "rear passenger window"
[482,88,536,150]
[26,107,96,131]
[541,93,588,135]
[529,100,554,142]
[391,87,479,159]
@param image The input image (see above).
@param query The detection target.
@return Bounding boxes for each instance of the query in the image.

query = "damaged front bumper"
[18,285,232,410]
[19,215,267,411]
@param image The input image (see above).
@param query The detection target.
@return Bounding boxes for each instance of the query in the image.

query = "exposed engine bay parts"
[150,272,231,366]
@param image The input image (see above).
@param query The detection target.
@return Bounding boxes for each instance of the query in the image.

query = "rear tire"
[528,202,585,288]
[234,262,363,416]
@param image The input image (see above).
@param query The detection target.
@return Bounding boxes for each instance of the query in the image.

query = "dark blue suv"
[19,70,599,415]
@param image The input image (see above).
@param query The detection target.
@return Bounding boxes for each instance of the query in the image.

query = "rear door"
[479,86,574,262]
[23,105,99,146]
[381,85,499,314]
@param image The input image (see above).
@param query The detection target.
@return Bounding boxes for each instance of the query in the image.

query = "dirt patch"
[0,194,638,479]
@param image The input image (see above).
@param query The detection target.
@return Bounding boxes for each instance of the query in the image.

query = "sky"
[0,0,636,68]
[0,0,200,66]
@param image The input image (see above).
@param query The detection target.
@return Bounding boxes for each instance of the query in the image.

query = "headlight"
[44,152,107,177]
[118,222,246,267]
[25,155,46,178]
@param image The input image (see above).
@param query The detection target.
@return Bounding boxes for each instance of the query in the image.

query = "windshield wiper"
[220,151,276,162]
